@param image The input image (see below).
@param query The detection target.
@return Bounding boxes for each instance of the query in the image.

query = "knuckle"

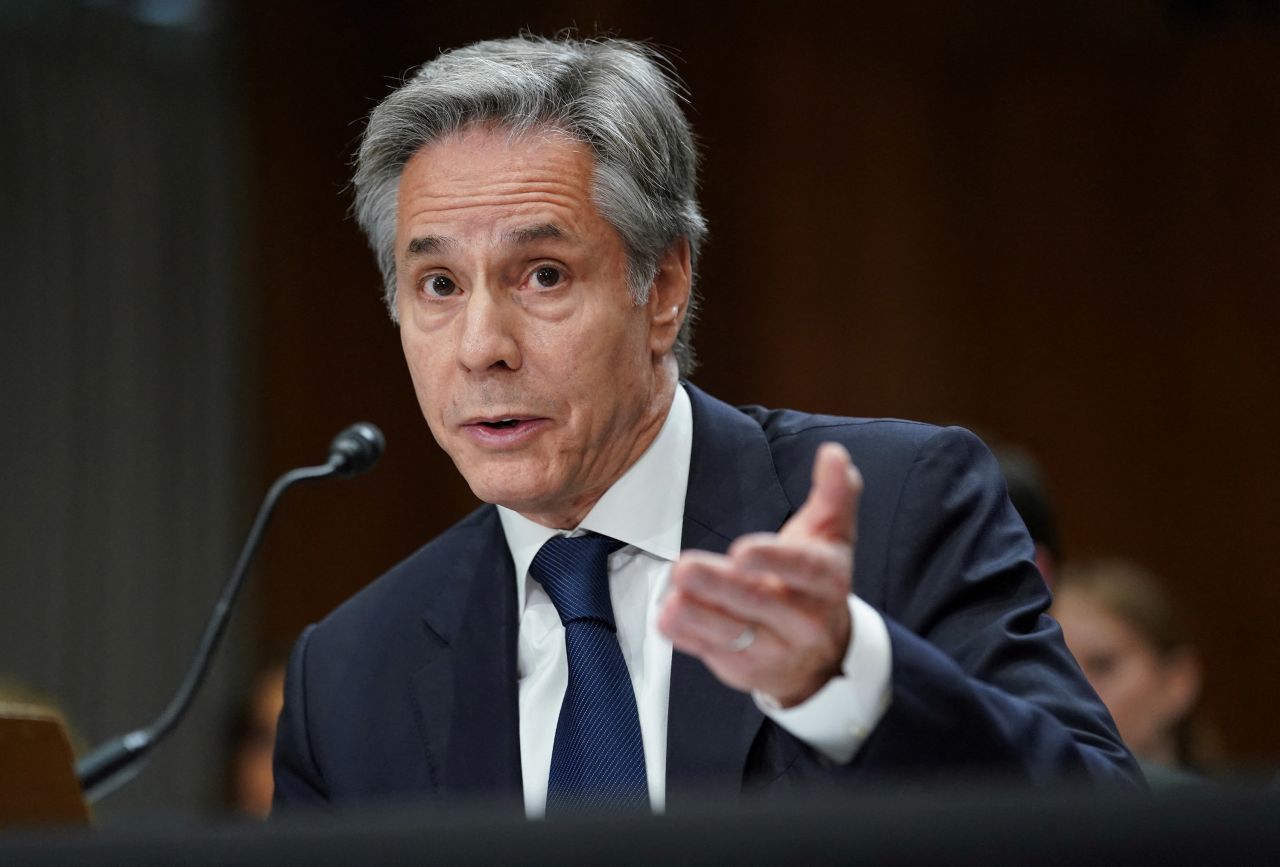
[728,532,774,561]
[740,579,773,608]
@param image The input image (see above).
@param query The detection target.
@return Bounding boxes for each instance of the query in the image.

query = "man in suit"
[273,35,1139,815]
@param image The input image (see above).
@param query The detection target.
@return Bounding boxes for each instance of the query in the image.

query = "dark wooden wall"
[243,2,1280,765]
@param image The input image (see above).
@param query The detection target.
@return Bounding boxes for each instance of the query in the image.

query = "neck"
[1143,732,1181,768]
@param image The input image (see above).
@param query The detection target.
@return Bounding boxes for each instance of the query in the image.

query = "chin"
[463,471,552,513]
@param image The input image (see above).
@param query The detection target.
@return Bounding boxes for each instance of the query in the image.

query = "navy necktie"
[530,532,649,811]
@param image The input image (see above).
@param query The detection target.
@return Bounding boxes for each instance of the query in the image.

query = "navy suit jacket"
[273,384,1139,812]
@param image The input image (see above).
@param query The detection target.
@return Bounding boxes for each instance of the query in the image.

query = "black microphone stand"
[75,423,384,803]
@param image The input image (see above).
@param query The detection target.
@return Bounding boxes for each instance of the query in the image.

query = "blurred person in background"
[993,444,1062,589]
[1051,559,1207,789]
[226,662,286,819]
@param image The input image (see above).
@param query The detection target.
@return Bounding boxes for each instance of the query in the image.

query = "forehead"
[395,125,601,246]
[1056,590,1138,648]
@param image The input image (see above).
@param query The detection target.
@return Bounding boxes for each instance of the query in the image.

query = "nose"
[456,284,521,373]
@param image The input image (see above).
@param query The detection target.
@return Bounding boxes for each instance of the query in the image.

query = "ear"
[1034,543,1056,590]
[646,238,692,358]
[1160,647,1203,722]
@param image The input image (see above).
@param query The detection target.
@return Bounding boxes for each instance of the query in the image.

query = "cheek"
[1103,661,1159,718]
[571,314,651,390]
[400,333,455,423]
[402,348,430,399]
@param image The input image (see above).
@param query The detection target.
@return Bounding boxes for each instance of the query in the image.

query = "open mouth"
[462,416,547,443]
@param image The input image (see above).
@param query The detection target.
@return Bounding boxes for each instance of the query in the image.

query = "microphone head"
[328,422,385,477]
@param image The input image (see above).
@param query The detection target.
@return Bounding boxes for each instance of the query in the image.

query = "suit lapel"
[409,508,523,808]
[666,384,795,806]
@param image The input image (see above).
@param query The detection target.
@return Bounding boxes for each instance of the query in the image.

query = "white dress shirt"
[498,385,893,818]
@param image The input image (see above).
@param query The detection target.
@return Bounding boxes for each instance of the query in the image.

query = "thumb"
[782,442,862,545]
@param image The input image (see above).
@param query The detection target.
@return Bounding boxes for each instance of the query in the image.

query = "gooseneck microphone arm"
[75,423,385,803]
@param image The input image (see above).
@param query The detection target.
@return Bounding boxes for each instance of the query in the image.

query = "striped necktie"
[530,532,649,811]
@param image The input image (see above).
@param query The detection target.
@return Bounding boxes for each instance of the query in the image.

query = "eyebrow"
[504,223,573,246]
[403,223,575,260]
[405,235,454,258]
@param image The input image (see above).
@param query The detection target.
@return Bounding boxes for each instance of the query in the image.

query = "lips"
[460,415,549,448]
[462,413,542,428]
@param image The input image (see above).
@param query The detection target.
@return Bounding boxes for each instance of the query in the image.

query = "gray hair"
[353,35,708,375]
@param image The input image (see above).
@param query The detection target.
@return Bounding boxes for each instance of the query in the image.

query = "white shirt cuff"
[752,595,892,764]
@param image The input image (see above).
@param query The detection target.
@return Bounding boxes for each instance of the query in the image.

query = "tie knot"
[530,532,625,627]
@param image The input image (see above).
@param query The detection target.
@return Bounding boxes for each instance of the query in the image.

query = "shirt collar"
[498,384,693,600]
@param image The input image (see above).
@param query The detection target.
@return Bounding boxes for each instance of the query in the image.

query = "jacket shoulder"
[307,505,498,654]
[742,403,942,449]
[736,403,984,503]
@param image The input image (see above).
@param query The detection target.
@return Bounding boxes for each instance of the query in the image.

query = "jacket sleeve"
[271,624,331,812]
[847,426,1141,786]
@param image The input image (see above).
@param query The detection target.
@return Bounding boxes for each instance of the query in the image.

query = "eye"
[532,266,563,289]
[1084,652,1118,679]
[423,274,458,298]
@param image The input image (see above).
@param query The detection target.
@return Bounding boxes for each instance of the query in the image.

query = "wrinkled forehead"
[399,120,590,190]
[392,124,613,263]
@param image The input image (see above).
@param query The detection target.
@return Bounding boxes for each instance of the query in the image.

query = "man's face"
[394,125,683,528]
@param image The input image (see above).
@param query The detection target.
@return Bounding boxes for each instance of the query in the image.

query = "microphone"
[328,422,385,477]
[75,422,385,803]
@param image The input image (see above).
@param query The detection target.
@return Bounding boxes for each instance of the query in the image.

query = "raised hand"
[658,442,863,706]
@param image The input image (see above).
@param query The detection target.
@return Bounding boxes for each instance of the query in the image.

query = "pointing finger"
[728,535,851,603]
[781,442,862,545]
[669,552,818,636]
